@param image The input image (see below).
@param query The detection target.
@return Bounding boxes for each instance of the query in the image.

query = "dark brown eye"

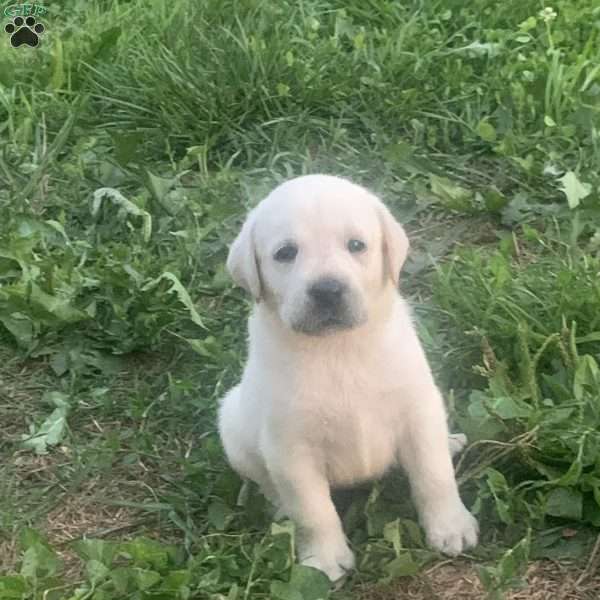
[347,239,366,253]
[274,243,298,263]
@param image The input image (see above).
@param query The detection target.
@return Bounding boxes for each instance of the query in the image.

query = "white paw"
[448,432,468,457]
[423,500,479,556]
[298,536,355,582]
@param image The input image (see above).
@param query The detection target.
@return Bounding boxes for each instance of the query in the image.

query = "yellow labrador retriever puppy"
[218,174,478,581]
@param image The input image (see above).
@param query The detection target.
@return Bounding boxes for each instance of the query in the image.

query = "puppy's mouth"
[286,280,366,336]
[291,310,359,336]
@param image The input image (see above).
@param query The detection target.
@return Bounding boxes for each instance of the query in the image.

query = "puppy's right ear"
[378,203,410,288]
[227,210,262,301]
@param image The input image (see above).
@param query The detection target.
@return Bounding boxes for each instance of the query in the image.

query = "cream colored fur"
[218,174,478,581]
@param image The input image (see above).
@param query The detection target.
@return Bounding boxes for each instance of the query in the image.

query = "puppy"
[218,174,478,581]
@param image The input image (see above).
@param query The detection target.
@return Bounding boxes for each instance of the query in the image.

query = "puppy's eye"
[274,243,298,263]
[347,239,366,253]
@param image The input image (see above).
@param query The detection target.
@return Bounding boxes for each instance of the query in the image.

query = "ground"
[358,561,600,600]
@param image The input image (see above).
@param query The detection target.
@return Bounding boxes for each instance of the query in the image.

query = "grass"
[1,0,600,598]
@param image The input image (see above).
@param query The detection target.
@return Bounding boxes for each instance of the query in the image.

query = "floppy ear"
[226,210,262,301]
[378,204,410,287]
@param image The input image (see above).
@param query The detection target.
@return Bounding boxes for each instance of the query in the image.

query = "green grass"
[1,0,600,598]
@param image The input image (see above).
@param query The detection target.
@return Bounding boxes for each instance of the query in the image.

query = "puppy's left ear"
[227,210,262,301]
[378,204,410,287]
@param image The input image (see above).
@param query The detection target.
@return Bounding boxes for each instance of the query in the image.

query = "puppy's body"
[223,298,425,487]
[218,175,478,581]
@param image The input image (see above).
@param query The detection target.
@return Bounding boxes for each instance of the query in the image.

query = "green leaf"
[132,568,161,590]
[112,132,143,166]
[85,559,110,585]
[50,37,65,91]
[33,285,84,322]
[146,171,175,204]
[383,519,402,556]
[118,537,174,571]
[270,520,296,567]
[557,451,583,487]
[21,403,69,454]
[44,219,71,245]
[276,83,290,96]
[484,468,514,525]
[499,531,530,581]
[0,315,34,347]
[381,141,414,165]
[458,41,502,57]
[50,350,69,376]
[207,501,233,531]
[159,570,191,593]
[384,552,420,577]
[92,26,122,61]
[45,391,70,409]
[109,567,133,595]
[501,192,530,225]
[573,355,600,401]
[270,565,331,600]
[576,332,600,344]
[546,488,583,520]
[20,528,48,550]
[0,57,14,86]
[558,171,592,209]
[518,16,537,31]
[0,576,27,598]
[185,336,219,358]
[429,175,474,212]
[92,188,152,242]
[353,30,365,50]
[486,395,531,420]
[477,532,530,596]
[20,542,62,581]
[72,539,117,566]
[399,518,425,548]
[142,272,205,329]
[463,392,507,440]
[270,583,303,600]
[271,520,296,540]
[482,188,508,212]
[476,120,497,142]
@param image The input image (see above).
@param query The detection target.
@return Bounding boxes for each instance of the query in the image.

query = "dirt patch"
[45,480,140,543]
[356,560,600,600]
[0,538,18,573]
[2,448,173,576]
[43,480,141,579]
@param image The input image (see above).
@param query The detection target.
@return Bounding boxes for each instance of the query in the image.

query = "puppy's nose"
[308,277,347,306]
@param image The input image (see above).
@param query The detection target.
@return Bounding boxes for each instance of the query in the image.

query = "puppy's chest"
[293,370,402,485]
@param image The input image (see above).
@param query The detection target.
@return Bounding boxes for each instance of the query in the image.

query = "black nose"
[308,277,347,306]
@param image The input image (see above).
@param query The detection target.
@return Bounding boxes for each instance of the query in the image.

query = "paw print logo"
[4,16,45,48]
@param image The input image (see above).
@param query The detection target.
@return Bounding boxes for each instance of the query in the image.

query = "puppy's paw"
[299,537,355,582]
[423,501,478,556]
[448,432,468,457]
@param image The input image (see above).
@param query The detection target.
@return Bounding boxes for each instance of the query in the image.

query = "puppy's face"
[228,175,409,336]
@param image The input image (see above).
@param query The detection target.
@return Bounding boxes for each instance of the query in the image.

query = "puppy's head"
[227,175,409,336]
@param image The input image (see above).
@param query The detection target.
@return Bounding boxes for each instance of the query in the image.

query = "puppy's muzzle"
[293,277,357,335]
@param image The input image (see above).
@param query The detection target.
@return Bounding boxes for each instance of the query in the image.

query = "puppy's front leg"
[267,450,355,581]
[400,385,478,556]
